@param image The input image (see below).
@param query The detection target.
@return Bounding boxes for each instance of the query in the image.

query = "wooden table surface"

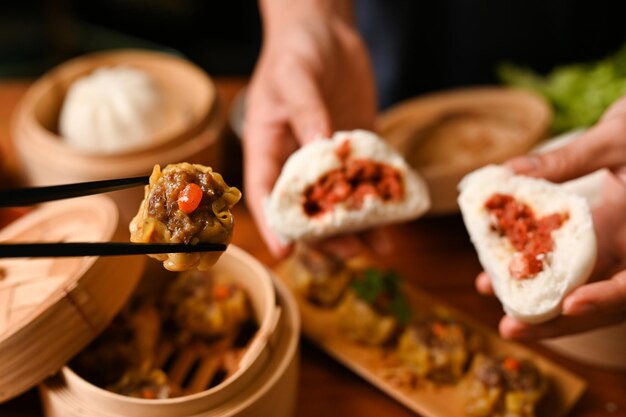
[0,78,625,417]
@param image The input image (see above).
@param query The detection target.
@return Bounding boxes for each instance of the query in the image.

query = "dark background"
[1,0,626,108]
[0,0,262,78]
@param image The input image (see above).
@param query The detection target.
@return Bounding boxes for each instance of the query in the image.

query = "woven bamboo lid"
[377,87,552,214]
[0,195,146,402]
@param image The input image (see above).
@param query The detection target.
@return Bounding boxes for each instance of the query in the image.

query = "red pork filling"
[484,193,569,280]
[302,140,404,217]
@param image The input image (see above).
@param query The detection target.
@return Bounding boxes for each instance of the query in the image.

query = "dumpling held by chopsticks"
[130,163,241,271]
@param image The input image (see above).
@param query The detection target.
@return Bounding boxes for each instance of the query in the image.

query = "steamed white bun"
[59,66,167,153]
[458,165,597,323]
[265,130,431,243]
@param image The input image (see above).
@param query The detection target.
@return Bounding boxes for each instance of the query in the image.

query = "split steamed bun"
[265,130,431,243]
[458,165,597,323]
[59,66,168,154]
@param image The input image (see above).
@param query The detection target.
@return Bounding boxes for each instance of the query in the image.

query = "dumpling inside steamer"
[70,269,257,399]
[130,163,241,271]
[164,270,250,338]
[59,66,170,154]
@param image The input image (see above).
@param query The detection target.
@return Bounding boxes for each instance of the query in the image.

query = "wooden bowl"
[11,49,225,225]
[39,245,300,417]
[377,87,552,214]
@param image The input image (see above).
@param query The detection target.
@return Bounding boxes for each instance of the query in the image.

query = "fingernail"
[614,167,626,184]
[563,301,598,316]
[502,326,531,339]
[499,317,536,340]
[475,274,493,295]
[505,156,540,174]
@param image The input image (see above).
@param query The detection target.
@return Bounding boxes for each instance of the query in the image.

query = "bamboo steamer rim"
[39,246,297,417]
[60,245,279,405]
[12,98,224,180]
[205,272,300,417]
[377,87,552,168]
[41,266,301,417]
[11,49,225,180]
[376,86,552,214]
[0,196,118,338]
[0,195,146,403]
[12,48,217,160]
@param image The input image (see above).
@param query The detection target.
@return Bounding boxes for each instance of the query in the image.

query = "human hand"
[243,0,377,258]
[476,96,626,339]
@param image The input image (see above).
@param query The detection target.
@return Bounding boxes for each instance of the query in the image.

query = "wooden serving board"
[274,259,586,417]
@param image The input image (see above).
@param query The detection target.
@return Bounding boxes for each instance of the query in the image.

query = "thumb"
[562,271,626,319]
[279,63,332,144]
[506,118,626,183]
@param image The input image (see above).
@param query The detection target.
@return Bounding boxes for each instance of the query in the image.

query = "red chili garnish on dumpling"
[177,183,203,214]
[431,321,447,338]
[141,389,157,399]
[213,284,231,300]
[503,357,521,372]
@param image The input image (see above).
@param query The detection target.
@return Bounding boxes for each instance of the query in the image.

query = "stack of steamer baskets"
[11,49,225,226]
[0,195,300,416]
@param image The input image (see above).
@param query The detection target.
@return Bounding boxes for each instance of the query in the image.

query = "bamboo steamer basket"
[0,195,146,402]
[11,49,225,227]
[0,196,300,415]
[39,247,300,417]
[377,87,552,214]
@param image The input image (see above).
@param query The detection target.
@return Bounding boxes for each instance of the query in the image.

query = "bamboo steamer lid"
[0,195,146,402]
[377,87,552,214]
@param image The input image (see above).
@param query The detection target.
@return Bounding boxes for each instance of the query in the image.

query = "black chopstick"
[0,242,226,258]
[0,176,150,207]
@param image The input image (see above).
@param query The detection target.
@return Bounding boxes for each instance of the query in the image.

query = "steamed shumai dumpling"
[59,66,168,153]
[130,163,241,272]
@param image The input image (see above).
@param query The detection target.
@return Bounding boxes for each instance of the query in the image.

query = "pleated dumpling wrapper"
[130,163,241,271]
